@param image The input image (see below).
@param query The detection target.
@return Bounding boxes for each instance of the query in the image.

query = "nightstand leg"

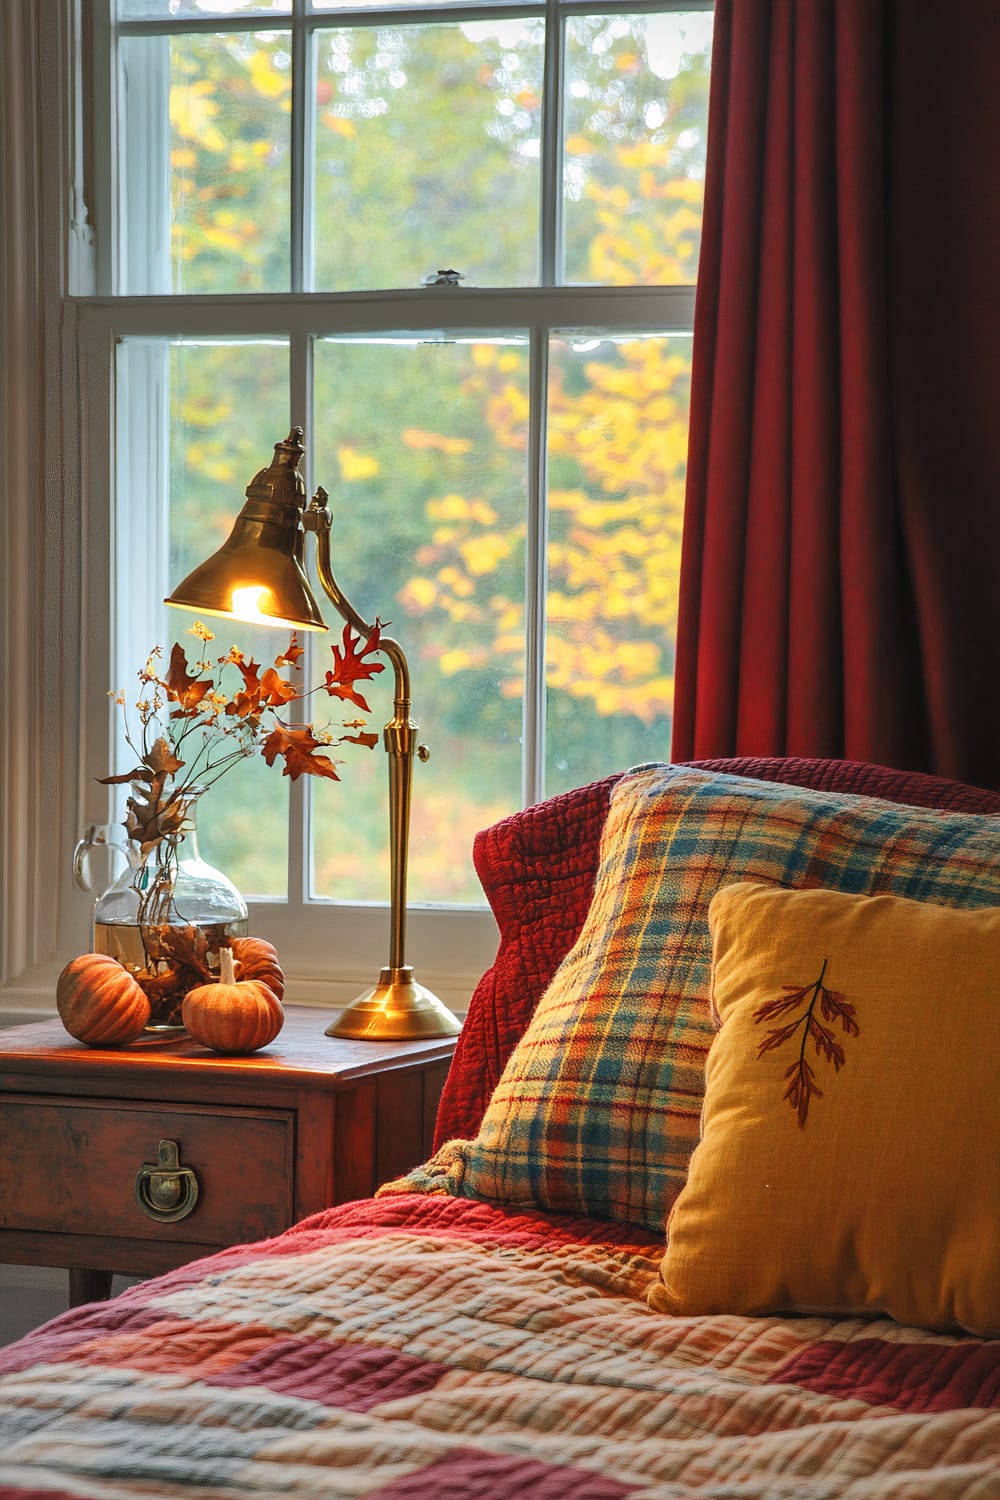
[69,1268,114,1306]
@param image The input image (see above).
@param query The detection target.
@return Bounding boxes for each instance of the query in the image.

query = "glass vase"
[75,792,248,1028]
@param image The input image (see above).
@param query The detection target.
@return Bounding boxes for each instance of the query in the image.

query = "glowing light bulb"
[230,585,275,623]
[228,585,310,631]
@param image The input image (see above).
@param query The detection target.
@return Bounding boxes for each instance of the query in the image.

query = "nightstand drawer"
[0,1095,295,1247]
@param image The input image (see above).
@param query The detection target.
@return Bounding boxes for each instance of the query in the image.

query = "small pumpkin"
[181,946,284,1054]
[230,935,284,1001]
[57,952,152,1046]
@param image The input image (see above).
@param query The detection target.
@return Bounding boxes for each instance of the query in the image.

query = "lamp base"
[325,966,463,1041]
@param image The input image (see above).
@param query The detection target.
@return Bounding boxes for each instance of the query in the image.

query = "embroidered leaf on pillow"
[753,959,859,1126]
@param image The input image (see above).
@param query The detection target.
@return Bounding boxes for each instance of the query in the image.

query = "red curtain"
[671,0,1000,789]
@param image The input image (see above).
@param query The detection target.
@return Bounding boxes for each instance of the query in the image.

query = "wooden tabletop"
[0,1007,459,1089]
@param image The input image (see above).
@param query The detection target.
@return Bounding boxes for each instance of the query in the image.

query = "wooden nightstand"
[0,1007,456,1305]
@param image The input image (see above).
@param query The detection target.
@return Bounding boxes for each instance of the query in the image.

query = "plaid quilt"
[2,1193,998,1498]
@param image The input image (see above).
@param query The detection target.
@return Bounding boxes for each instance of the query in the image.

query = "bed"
[2,757,998,1499]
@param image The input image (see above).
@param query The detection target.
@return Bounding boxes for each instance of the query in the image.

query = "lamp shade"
[164,428,328,633]
[165,518,328,632]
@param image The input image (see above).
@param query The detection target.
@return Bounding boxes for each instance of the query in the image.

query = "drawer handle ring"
[134,1140,200,1223]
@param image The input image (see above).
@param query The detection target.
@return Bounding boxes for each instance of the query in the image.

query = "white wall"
[0,1,109,1025]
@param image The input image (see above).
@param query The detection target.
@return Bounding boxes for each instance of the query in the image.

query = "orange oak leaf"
[323,621,385,713]
[125,786,189,853]
[261,723,342,781]
[226,657,263,721]
[98,735,185,789]
[226,659,298,724]
[162,643,212,719]
[343,729,380,750]
[274,635,304,668]
[259,667,298,708]
[235,656,262,691]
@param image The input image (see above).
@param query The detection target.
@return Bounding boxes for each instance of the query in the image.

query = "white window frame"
[0,0,705,1021]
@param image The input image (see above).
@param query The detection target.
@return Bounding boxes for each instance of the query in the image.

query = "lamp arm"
[304,488,424,975]
[305,488,411,702]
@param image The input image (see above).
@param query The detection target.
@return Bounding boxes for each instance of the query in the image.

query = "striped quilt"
[2,1193,997,1498]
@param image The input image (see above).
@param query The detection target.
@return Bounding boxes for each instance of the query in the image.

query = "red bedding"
[3,1193,997,1498]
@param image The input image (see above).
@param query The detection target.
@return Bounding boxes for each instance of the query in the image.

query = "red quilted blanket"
[2,1193,997,1498]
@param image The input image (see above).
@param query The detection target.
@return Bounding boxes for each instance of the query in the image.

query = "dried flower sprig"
[97,617,385,998]
[102,619,384,860]
[753,959,859,1127]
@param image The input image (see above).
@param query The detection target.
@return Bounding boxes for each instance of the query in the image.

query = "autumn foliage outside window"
[113,6,712,908]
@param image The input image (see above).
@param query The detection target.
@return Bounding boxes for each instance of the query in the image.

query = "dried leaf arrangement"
[58,618,384,1042]
[753,958,859,1127]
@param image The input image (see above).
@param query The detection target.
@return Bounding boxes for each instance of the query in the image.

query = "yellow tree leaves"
[247,48,288,104]
[170,79,226,153]
[398,320,689,724]
[168,38,289,281]
[460,533,511,577]
[337,445,380,481]
[402,430,474,455]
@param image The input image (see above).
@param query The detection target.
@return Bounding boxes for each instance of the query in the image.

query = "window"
[78,0,712,1007]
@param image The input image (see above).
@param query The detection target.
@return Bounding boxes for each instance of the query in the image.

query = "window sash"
[73,0,705,1009]
[79,285,694,1004]
[0,0,699,1020]
[108,0,713,297]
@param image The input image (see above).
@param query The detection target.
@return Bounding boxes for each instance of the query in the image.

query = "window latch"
[420,268,465,287]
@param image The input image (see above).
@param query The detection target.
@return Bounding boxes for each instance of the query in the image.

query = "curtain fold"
[672,0,1000,788]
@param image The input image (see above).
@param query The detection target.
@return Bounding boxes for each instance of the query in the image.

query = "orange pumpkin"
[56,952,152,1046]
[181,946,284,1054]
[231,935,284,1000]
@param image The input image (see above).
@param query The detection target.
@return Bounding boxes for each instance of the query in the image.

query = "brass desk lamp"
[165,427,462,1042]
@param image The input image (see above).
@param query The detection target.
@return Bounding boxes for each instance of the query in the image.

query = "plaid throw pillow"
[421,765,1000,1231]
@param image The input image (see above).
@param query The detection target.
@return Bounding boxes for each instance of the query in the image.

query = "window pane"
[161,338,290,898]
[543,333,692,794]
[564,11,712,286]
[313,22,542,291]
[313,1,510,8]
[119,30,291,293]
[311,335,529,903]
[118,1,289,17]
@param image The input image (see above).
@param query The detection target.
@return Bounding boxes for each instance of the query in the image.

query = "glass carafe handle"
[73,825,133,893]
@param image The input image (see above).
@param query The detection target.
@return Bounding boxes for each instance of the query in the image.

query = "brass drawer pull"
[134,1139,200,1223]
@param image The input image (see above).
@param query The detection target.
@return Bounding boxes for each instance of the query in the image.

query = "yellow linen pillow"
[651,882,1000,1335]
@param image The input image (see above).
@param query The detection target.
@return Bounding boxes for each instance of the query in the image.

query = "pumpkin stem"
[218,946,237,986]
